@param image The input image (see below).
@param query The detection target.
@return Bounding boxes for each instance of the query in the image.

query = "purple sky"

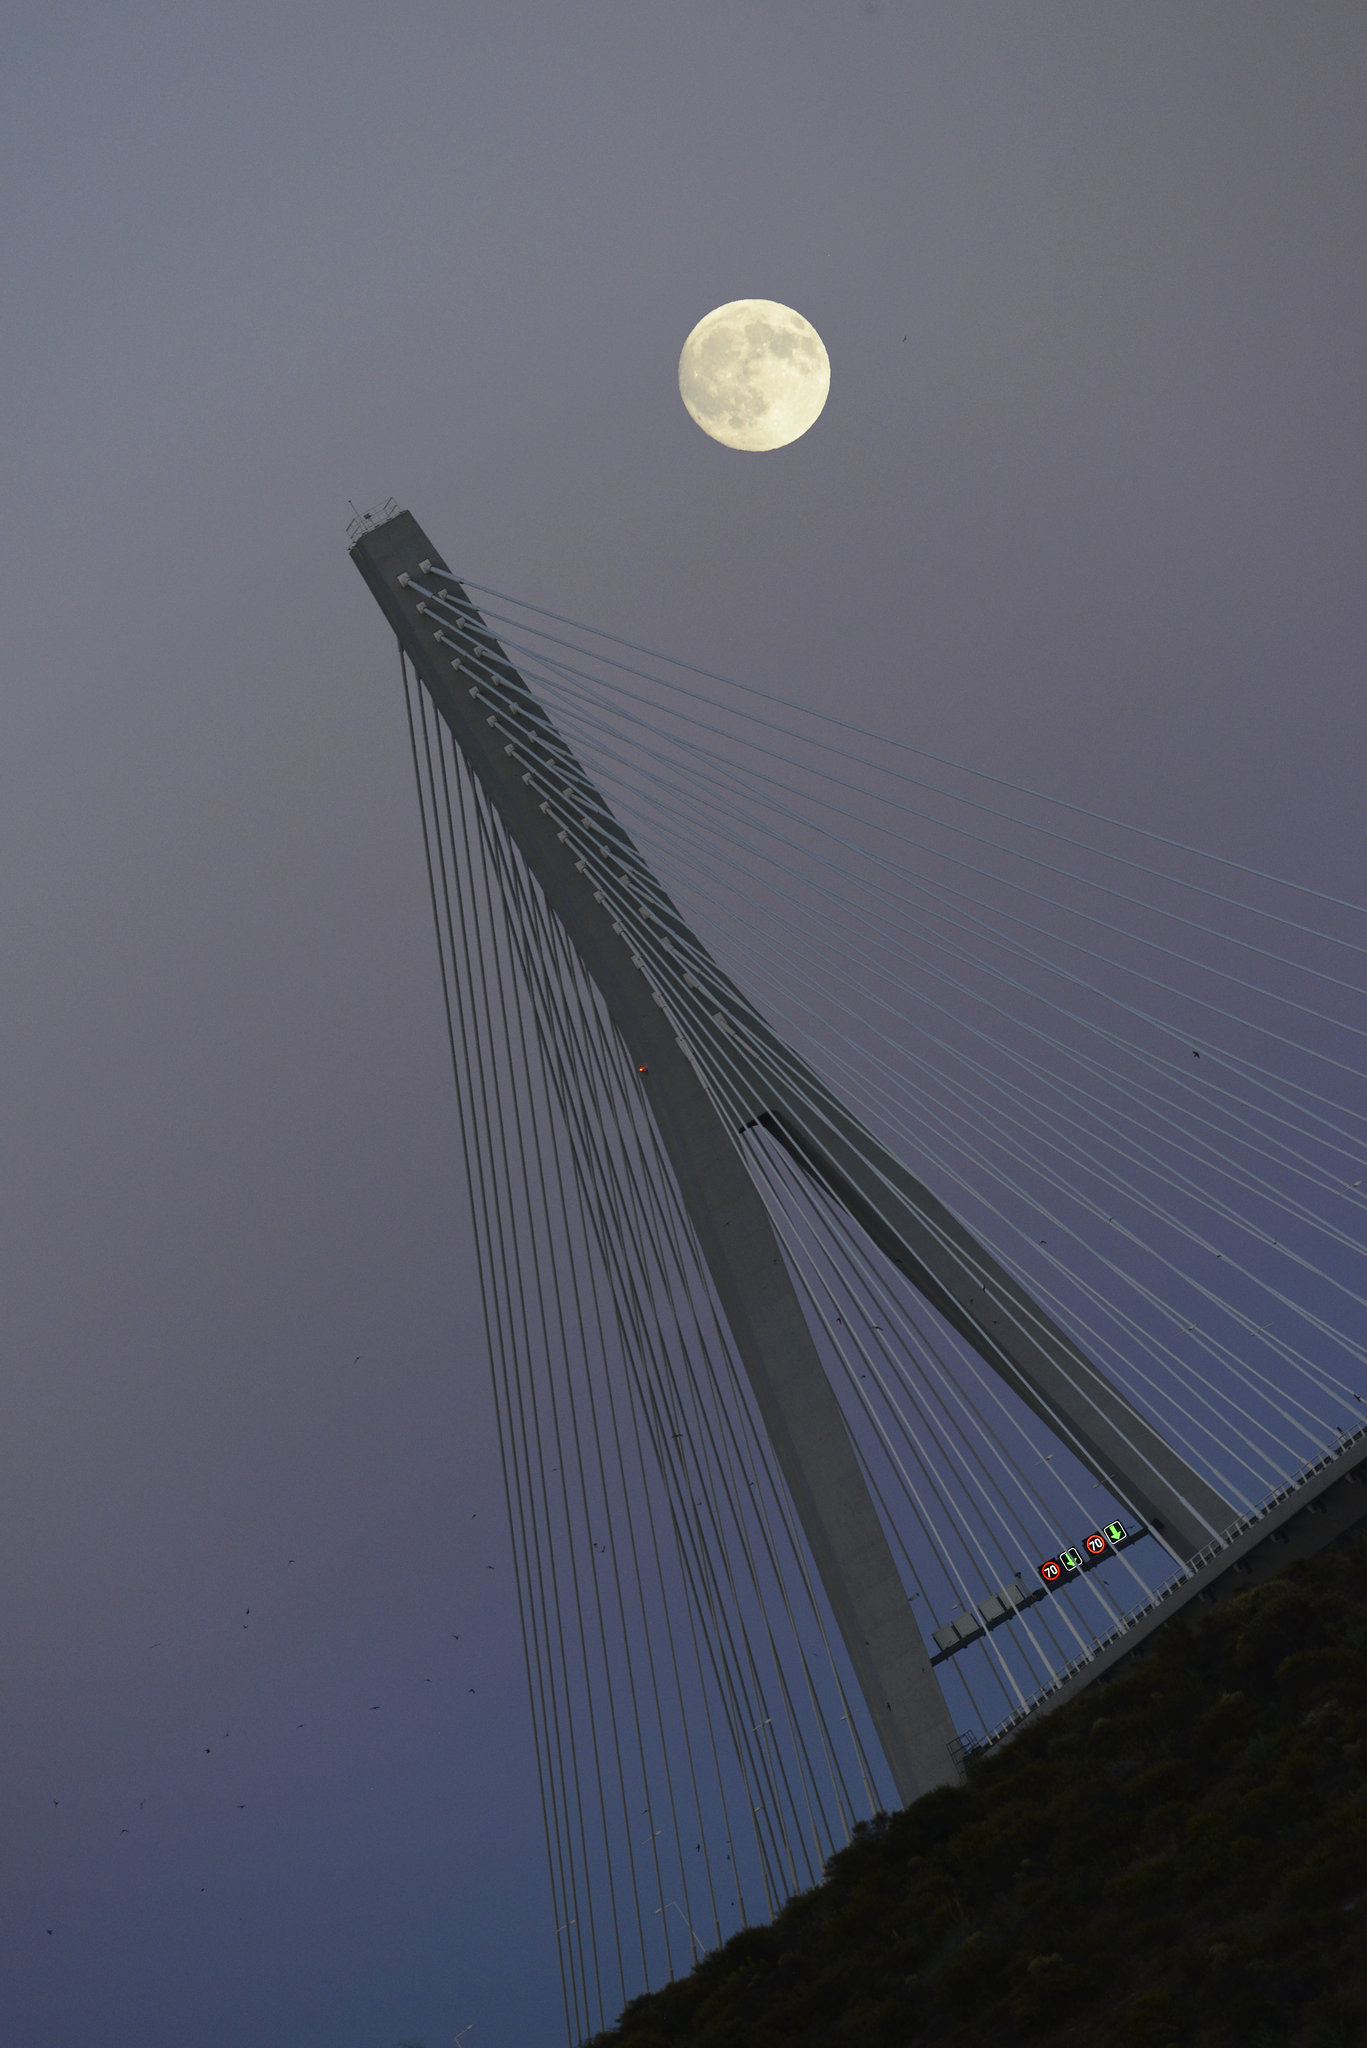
[3,6,1365,2046]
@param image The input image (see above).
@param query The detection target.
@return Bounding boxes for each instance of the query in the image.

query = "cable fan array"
[391,576,1366,2042]
[398,657,894,2044]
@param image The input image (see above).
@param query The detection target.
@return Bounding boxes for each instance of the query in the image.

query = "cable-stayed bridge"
[349,504,1366,2043]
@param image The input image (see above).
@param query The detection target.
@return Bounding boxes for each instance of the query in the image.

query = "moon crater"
[678,300,830,452]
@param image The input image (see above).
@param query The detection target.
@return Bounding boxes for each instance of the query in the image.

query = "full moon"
[678,300,830,452]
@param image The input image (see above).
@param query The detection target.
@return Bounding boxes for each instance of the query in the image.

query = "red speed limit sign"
[1085,1532,1109,1557]
[1039,1558,1063,1584]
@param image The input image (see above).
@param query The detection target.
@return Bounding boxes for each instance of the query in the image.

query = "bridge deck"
[980,1427,1367,1758]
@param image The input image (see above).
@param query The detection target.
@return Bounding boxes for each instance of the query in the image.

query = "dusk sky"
[3,7,1366,2047]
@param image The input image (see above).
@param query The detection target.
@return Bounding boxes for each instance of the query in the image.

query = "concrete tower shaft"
[351,508,1233,1801]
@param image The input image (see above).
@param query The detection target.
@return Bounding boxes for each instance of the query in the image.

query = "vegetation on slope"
[590,1533,1367,2048]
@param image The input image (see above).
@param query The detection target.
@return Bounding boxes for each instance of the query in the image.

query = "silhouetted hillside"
[590,1533,1367,2048]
